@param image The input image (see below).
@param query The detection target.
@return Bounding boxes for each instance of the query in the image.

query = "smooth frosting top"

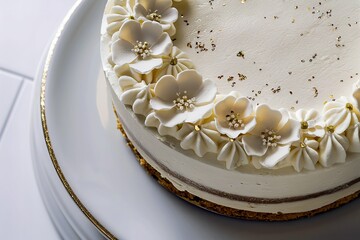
[173,0,360,110]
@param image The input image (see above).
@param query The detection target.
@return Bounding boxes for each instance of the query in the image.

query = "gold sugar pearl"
[170,57,178,66]
[326,125,335,133]
[194,125,201,132]
[301,121,309,130]
[346,103,354,111]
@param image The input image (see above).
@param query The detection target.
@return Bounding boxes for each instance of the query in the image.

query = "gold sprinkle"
[237,51,245,58]
[300,142,307,148]
[313,87,319,98]
[301,121,309,130]
[238,73,247,81]
[170,58,178,65]
[194,125,201,132]
[346,103,354,111]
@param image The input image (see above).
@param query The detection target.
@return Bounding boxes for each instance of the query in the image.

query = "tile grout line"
[0,79,25,143]
[0,67,33,81]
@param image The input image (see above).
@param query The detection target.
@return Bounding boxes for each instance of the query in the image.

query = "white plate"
[32,0,360,239]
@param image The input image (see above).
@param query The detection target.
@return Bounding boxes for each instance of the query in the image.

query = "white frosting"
[287,138,319,172]
[323,96,359,134]
[346,123,360,153]
[217,138,249,170]
[173,0,360,110]
[319,129,349,167]
[177,121,221,157]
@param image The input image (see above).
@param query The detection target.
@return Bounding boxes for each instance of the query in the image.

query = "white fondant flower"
[106,0,135,35]
[323,96,360,134]
[145,112,179,138]
[134,0,178,35]
[286,138,319,172]
[111,20,172,74]
[177,121,221,157]
[290,109,325,138]
[154,46,195,80]
[217,137,249,170]
[345,122,360,153]
[119,76,153,116]
[150,70,217,127]
[214,92,256,139]
[319,125,349,167]
[242,105,300,169]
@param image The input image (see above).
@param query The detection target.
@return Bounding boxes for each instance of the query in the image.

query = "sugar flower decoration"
[214,92,256,139]
[286,138,319,172]
[177,121,221,157]
[290,109,325,138]
[106,0,135,35]
[134,0,179,35]
[154,46,195,80]
[217,137,249,170]
[323,96,360,134]
[242,105,300,169]
[150,70,217,127]
[119,76,153,116]
[111,20,172,74]
[319,125,349,167]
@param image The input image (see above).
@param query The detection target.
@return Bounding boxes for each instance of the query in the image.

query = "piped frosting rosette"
[104,0,360,172]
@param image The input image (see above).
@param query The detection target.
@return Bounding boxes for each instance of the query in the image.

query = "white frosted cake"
[101,0,360,220]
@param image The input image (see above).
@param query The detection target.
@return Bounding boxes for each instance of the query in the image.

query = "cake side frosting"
[101,0,360,172]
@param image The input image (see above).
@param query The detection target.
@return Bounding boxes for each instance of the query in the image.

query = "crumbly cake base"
[115,115,360,221]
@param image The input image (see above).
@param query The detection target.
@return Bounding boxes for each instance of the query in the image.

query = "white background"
[0,1,76,239]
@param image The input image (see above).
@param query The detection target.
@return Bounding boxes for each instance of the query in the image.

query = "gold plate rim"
[39,0,116,239]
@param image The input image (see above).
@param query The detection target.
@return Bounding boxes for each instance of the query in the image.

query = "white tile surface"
[0,0,77,79]
[0,71,22,139]
[0,1,78,239]
[0,81,60,239]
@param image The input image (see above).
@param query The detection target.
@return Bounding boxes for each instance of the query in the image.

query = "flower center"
[170,57,178,66]
[226,111,245,129]
[132,41,152,59]
[194,125,201,132]
[173,91,196,111]
[261,129,281,147]
[147,10,162,22]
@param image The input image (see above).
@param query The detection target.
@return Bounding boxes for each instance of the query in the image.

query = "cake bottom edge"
[113,111,360,221]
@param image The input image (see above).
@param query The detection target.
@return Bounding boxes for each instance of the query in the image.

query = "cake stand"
[31,0,360,239]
